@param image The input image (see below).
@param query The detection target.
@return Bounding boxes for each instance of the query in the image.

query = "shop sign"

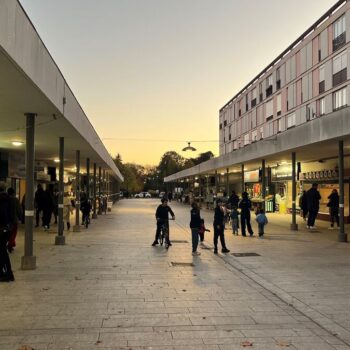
[244,170,259,183]
[301,169,338,180]
[36,171,50,181]
[271,167,293,181]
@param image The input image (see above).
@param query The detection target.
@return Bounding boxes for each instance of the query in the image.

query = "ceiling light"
[54,159,60,163]
[280,161,288,165]
[12,141,24,147]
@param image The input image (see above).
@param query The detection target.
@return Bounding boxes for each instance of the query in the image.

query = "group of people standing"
[299,183,339,229]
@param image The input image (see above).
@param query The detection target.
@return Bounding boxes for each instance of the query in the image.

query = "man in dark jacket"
[0,182,15,282]
[328,189,339,228]
[229,191,239,209]
[306,183,321,229]
[213,200,230,254]
[239,192,254,236]
[7,187,22,253]
[152,198,175,246]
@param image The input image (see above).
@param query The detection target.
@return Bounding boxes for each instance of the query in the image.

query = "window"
[259,82,263,102]
[333,87,347,110]
[244,133,250,145]
[333,51,347,86]
[276,68,281,90]
[245,94,249,111]
[224,120,227,127]
[287,113,296,128]
[319,65,325,93]
[251,88,257,107]
[260,126,264,139]
[277,119,282,133]
[265,99,273,119]
[251,130,258,142]
[267,75,273,87]
[276,94,282,116]
[319,98,325,116]
[306,104,316,120]
[219,123,222,130]
[266,75,273,97]
[333,15,346,51]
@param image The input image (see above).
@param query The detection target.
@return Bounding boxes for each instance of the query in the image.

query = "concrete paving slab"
[0,199,349,349]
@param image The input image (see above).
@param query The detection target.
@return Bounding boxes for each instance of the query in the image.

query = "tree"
[191,151,214,165]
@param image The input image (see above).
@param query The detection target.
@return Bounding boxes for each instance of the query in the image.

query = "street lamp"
[182,142,196,152]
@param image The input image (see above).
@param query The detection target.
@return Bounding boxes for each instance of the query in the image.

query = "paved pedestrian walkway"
[1,199,350,349]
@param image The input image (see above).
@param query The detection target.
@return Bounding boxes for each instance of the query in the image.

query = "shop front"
[300,168,350,223]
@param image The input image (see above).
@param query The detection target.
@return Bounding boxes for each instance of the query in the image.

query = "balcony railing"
[266,85,273,97]
[333,68,347,86]
[333,32,346,52]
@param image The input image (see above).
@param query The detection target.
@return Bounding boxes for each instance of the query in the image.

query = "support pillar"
[73,150,81,232]
[338,141,347,242]
[241,164,245,195]
[21,113,37,270]
[55,137,65,245]
[261,159,266,211]
[92,163,97,219]
[98,166,102,214]
[86,158,90,198]
[290,152,298,230]
[214,170,218,195]
[226,168,230,195]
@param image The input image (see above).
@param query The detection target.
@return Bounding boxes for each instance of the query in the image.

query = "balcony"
[276,80,281,90]
[333,68,347,87]
[266,85,273,98]
[333,32,346,52]
[319,80,325,94]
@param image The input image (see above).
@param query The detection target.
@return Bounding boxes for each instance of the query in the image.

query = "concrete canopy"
[0,0,123,182]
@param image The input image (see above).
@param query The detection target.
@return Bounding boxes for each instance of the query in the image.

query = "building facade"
[164,0,350,238]
[220,0,350,156]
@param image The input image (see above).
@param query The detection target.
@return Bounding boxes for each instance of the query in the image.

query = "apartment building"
[219,0,350,155]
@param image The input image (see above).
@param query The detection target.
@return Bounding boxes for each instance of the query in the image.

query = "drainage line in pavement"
[217,250,350,347]
[172,213,350,346]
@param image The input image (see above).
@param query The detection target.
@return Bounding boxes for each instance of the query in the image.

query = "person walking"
[299,190,308,221]
[42,188,54,230]
[52,189,59,224]
[190,202,201,256]
[230,206,239,235]
[34,184,45,227]
[239,192,254,237]
[327,189,339,229]
[306,183,321,229]
[256,208,268,238]
[229,190,239,209]
[7,188,22,253]
[213,200,230,254]
[0,182,15,282]
[63,193,73,230]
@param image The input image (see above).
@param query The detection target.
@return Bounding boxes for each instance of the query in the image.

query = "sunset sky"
[20,0,336,166]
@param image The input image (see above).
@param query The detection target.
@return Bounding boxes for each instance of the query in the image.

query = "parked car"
[135,192,151,198]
